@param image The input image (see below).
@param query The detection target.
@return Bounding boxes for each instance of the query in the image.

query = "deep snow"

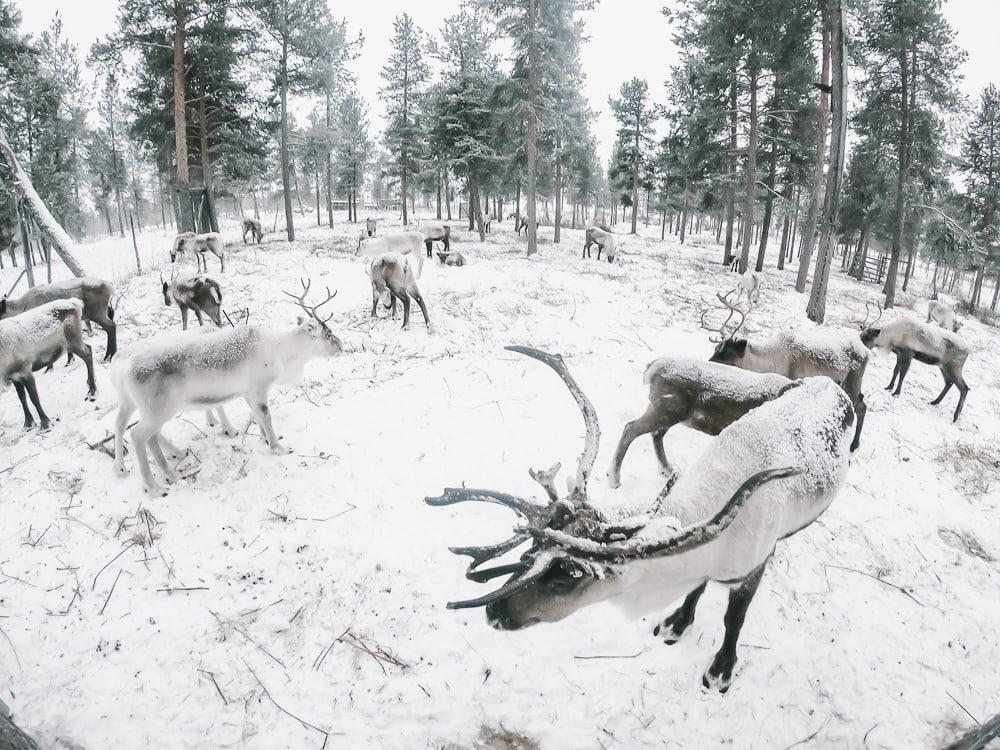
[1,215,998,749]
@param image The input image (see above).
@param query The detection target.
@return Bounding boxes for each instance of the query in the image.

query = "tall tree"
[609,78,656,235]
[380,13,429,226]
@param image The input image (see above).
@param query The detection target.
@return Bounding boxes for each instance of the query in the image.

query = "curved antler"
[700,290,750,343]
[505,346,600,499]
[283,277,337,324]
[537,466,801,562]
[445,552,558,610]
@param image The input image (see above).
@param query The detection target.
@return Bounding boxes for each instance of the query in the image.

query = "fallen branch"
[573,650,644,660]
[198,669,228,706]
[782,716,830,750]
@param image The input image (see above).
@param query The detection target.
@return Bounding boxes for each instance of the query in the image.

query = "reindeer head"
[855,302,885,350]
[426,346,798,630]
[283,278,344,356]
[701,290,751,361]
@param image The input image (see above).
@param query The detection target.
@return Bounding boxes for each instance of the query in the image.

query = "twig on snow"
[782,716,830,749]
[824,564,924,607]
[573,650,644,660]
[99,569,123,615]
[248,663,330,747]
[91,541,136,591]
[198,669,228,705]
[946,689,980,725]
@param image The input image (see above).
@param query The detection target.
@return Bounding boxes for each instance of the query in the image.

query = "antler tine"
[716,291,748,340]
[424,488,548,522]
[505,346,600,501]
[528,462,561,504]
[313,286,338,324]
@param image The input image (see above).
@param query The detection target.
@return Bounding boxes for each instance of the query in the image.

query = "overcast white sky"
[11,0,998,162]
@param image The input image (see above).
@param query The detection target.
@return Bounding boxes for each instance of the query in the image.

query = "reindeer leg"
[850,394,866,452]
[21,376,51,430]
[892,351,913,396]
[397,290,412,330]
[215,404,238,437]
[180,305,189,330]
[194,309,204,327]
[608,409,667,489]
[66,327,97,402]
[14,381,34,429]
[132,420,168,496]
[371,286,379,318]
[148,434,179,485]
[156,433,185,460]
[113,400,135,475]
[703,559,768,693]
[247,393,289,455]
[886,354,902,391]
[654,581,707,644]
[953,376,969,421]
[94,308,117,360]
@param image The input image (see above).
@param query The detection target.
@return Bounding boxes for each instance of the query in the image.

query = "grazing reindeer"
[608,359,790,488]
[0,277,117,360]
[483,216,492,234]
[516,217,538,236]
[171,231,225,272]
[927,299,962,332]
[427,348,854,692]
[860,317,971,421]
[241,218,263,244]
[366,217,378,237]
[583,225,616,262]
[737,270,760,304]
[111,280,343,496]
[356,231,425,278]
[1,299,97,430]
[706,293,868,451]
[414,222,451,257]
[161,273,223,330]
[366,253,431,331]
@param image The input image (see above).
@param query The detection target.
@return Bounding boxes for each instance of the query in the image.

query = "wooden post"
[16,202,35,288]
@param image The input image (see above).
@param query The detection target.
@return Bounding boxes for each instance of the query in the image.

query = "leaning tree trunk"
[806,0,847,323]
[795,21,832,292]
[0,127,85,277]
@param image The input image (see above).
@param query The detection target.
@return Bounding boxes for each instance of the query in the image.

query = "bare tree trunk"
[738,66,760,274]
[795,22,832,292]
[723,73,738,265]
[279,34,295,241]
[198,97,219,233]
[525,0,539,256]
[554,134,563,243]
[755,128,779,272]
[806,0,847,323]
[884,43,914,307]
[173,1,194,233]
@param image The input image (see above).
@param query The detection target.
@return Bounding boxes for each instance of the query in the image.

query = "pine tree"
[609,78,656,235]
[380,13,429,226]
[961,84,1000,311]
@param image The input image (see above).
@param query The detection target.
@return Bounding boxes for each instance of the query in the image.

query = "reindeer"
[111,280,343,496]
[705,292,869,451]
[516,217,538,236]
[414,223,451,257]
[1,299,97,430]
[860,317,971,421]
[0,277,117,360]
[357,231,425,277]
[161,273,223,330]
[483,216,492,234]
[737,270,760,304]
[608,359,790,488]
[927,299,962,332]
[427,347,854,692]
[171,231,225,272]
[440,252,466,267]
[366,217,378,237]
[583,225,616,262]
[366,253,431,331]
[241,218,263,244]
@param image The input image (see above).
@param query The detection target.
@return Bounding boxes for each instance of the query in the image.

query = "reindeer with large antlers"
[111,279,343,495]
[427,347,856,692]
[705,296,870,451]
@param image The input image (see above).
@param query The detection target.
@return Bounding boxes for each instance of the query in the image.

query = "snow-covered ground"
[1,216,998,749]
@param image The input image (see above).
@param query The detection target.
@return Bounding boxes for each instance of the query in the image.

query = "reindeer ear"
[296,315,305,326]
[161,281,168,294]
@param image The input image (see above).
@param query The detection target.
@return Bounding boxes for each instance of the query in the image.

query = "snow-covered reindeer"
[927,299,962,332]
[582,224,616,263]
[241,218,263,244]
[365,217,377,237]
[366,253,431,331]
[161,273,223,330]
[171,231,225,272]
[737,270,760,304]
[860,315,971,421]
[1,299,97,430]
[414,222,451,257]
[111,280,343,495]
[608,358,790,488]
[706,293,869,451]
[356,230,425,278]
[0,277,117,360]
[427,347,855,692]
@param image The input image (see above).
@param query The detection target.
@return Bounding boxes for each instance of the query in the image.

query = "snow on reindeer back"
[776,326,869,370]
[637,376,853,543]
[644,357,791,399]
[128,326,264,379]
[0,298,82,346]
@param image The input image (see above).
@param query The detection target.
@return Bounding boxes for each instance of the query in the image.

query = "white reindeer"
[427,348,855,692]
[171,231,225,272]
[356,231,425,278]
[111,280,343,495]
[926,299,962,332]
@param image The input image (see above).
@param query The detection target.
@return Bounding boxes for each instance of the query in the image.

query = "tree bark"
[755,127,779,272]
[173,2,194,233]
[737,66,760,274]
[806,0,848,323]
[884,40,913,307]
[325,94,334,228]
[525,0,539,256]
[554,134,563,243]
[795,21,831,292]
[723,73,738,265]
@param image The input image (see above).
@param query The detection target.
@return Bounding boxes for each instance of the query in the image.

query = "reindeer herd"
[0,213,981,693]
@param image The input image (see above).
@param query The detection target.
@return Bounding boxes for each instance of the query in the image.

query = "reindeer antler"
[700,290,750,343]
[283,277,337,324]
[851,301,883,330]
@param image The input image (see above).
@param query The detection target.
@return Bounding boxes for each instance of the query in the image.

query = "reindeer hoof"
[113,463,129,477]
[702,658,735,693]
[163,470,179,485]
[271,445,292,456]
[144,482,168,497]
[607,473,621,490]
[85,391,97,403]
[223,429,238,438]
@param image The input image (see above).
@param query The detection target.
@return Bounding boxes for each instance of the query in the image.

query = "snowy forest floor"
[1,214,999,749]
